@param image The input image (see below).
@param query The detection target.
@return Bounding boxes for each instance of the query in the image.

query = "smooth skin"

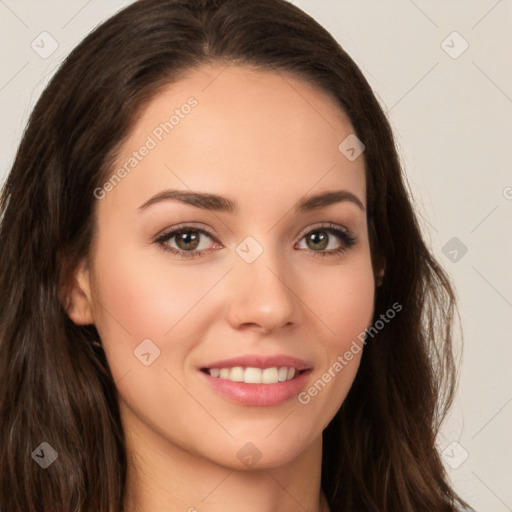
[67,63,376,512]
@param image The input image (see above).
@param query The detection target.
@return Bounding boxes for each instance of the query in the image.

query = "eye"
[295,223,357,257]
[153,224,219,259]
[153,222,357,260]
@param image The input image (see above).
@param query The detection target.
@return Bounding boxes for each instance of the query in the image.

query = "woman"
[0,0,473,510]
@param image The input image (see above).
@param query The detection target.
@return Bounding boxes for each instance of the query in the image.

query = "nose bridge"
[226,234,298,331]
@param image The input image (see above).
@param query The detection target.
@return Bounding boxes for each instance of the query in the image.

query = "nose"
[225,242,300,334]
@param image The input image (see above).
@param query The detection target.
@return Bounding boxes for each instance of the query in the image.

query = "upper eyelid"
[155,222,354,246]
[296,222,352,239]
[153,222,217,241]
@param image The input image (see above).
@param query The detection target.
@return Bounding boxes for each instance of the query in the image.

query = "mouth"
[200,366,307,384]
[198,355,313,407]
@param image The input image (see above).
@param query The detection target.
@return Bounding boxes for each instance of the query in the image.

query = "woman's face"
[70,63,375,469]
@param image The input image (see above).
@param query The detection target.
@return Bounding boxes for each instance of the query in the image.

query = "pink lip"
[201,354,312,371]
[198,354,313,407]
[199,369,312,407]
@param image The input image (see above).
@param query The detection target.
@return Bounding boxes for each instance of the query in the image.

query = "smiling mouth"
[201,366,306,384]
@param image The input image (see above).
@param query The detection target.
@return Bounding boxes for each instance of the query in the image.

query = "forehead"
[102,63,366,214]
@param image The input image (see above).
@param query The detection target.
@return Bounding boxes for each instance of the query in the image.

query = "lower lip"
[200,370,312,407]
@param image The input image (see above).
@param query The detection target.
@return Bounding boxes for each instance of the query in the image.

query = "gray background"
[1,1,511,510]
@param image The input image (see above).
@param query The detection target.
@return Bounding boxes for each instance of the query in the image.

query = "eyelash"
[153,222,357,260]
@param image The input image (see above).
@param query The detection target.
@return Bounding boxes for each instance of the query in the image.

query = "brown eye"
[296,224,357,257]
[154,225,219,259]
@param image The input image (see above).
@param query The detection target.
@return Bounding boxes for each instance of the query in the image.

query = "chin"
[192,427,318,471]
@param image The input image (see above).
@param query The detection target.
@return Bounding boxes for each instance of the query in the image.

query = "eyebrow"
[137,188,365,213]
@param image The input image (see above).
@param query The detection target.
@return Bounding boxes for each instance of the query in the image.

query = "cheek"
[88,246,206,424]
[90,240,218,340]
[309,259,376,346]
[296,258,374,422]
[87,243,197,384]
[88,238,232,390]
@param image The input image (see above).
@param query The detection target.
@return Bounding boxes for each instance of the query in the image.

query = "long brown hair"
[0,0,472,510]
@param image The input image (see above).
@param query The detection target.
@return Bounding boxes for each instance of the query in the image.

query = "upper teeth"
[208,366,297,384]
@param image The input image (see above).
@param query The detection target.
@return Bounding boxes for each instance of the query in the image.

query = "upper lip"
[201,354,312,371]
